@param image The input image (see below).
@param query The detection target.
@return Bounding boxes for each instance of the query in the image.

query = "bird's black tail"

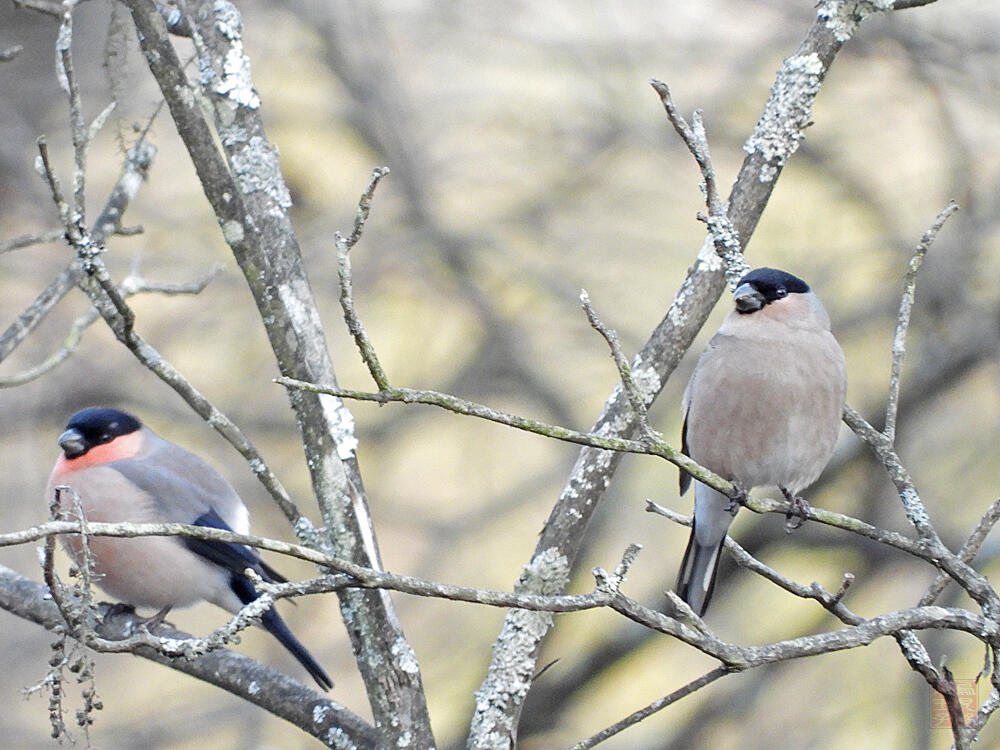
[675,523,725,617]
[260,606,334,691]
[183,511,333,690]
[231,574,333,691]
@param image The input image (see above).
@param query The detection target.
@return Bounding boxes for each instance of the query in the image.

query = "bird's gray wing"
[108,430,247,531]
[679,411,691,495]
[678,332,727,496]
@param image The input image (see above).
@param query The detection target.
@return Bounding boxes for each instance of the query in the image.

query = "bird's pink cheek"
[55,432,143,474]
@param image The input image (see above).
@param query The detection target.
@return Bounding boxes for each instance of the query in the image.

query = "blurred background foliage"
[1,1,999,748]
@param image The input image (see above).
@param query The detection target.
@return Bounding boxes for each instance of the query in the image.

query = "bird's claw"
[98,602,171,632]
[139,605,173,631]
[725,484,749,515]
[99,602,136,620]
[781,487,810,532]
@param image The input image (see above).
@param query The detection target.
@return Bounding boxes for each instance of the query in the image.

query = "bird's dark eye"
[774,287,787,298]
[99,432,111,443]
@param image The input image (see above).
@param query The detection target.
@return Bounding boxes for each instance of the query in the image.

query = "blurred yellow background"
[1,1,999,748]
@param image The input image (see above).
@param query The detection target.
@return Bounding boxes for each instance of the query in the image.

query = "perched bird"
[45,407,333,690]
[676,268,847,616]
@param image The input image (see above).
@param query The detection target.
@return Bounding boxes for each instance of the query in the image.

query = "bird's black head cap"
[60,408,142,458]
[733,267,810,313]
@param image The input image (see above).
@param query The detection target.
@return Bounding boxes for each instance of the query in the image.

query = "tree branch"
[0,269,219,387]
[649,79,748,287]
[120,2,433,742]
[470,9,854,744]
[567,667,730,750]
[0,139,155,366]
[5,519,997,702]
[0,564,379,749]
[885,201,959,442]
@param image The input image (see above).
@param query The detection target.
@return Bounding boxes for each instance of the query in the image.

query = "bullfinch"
[45,407,333,690]
[676,268,847,616]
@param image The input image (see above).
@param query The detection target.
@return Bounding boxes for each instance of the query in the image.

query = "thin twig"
[844,405,999,615]
[649,79,748,286]
[965,650,1000,739]
[335,168,391,390]
[0,137,154,366]
[0,229,64,255]
[885,201,959,442]
[55,5,89,220]
[35,138,72,230]
[921,497,1000,607]
[568,666,730,750]
[276,375,731,494]
[646,501,862,624]
[649,80,721,213]
[344,166,390,249]
[89,140,157,245]
[940,664,969,749]
[36,140,134,334]
[0,269,220,387]
[580,290,659,443]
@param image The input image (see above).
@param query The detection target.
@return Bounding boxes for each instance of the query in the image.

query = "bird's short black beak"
[58,428,87,459]
[733,283,765,314]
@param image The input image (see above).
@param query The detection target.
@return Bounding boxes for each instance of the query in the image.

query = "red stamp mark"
[931,679,979,728]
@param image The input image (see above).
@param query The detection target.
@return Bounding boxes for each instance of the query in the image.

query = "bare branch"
[0,140,155,366]
[885,201,959,442]
[0,564,379,749]
[648,500,861,625]
[471,12,854,741]
[17,516,1000,671]
[335,167,392,390]
[121,2,432,740]
[276,376,732,495]
[0,269,219,387]
[580,290,659,443]
[650,81,721,210]
[649,79,747,286]
[0,230,63,255]
[35,137,73,230]
[54,6,89,220]
[921,497,1000,607]
[567,667,730,750]
[646,498,967,745]
[844,406,999,614]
